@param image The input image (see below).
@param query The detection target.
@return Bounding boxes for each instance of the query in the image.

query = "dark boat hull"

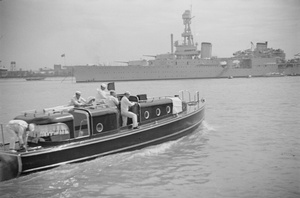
[18,106,204,174]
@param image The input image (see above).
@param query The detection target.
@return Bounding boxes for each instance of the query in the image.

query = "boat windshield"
[27,123,70,142]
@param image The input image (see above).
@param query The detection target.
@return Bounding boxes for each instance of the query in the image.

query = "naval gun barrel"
[143,55,156,58]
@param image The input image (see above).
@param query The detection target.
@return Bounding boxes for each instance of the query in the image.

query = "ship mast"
[174,10,200,59]
[182,10,194,46]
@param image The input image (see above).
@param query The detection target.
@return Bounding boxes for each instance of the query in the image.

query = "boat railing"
[20,106,75,117]
[92,104,108,109]
[179,90,191,102]
[22,109,38,117]
[180,90,202,104]
[43,105,74,114]
[146,95,176,102]
[145,90,205,108]
[20,103,114,118]
[179,90,205,108]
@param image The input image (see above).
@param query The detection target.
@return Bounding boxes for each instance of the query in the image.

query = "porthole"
[144,111,150,119]
[166,106,171,114]
[96,123,103,132]
[156,108,161,116]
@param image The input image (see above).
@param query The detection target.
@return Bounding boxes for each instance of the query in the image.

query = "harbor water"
[0,77,299,198]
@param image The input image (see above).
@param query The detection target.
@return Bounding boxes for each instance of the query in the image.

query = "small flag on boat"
[107,82,115,91]
[61,54,65,57]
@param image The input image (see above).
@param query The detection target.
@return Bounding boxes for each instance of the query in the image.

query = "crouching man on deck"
[69,91,95,107]
[6,120,35,152]
[121,91,139,129]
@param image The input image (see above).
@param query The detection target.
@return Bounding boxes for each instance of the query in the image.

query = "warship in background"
[67,10,298,82]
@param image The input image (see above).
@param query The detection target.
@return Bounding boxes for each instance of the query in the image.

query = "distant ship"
[25,77,46,81]
[73,10,297,83]
[278,53,300,76]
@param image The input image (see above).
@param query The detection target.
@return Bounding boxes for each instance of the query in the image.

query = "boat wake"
[131,122,216,159]
[183,121,215,142]
[127,140,179,159]
[199,120,216,134]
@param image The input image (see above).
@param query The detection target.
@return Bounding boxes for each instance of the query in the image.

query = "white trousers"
[6,125,27,150]
[121,111,138,128]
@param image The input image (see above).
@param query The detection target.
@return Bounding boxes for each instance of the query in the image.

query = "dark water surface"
[0,77,299,198]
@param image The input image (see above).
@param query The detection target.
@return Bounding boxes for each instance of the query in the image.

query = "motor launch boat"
[0,89,205,181]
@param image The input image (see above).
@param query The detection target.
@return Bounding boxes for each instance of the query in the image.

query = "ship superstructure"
[278,53,300,75]
[73,10,293,83]
[233,42,285,60]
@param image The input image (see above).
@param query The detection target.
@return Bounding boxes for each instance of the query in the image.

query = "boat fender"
[201,98,205,103]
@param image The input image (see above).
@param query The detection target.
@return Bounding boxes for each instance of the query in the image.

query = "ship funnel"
[201,42,212,58]
[171,34,174,54]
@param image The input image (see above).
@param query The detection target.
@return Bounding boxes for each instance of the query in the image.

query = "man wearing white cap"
[6,120,35,152]
[105,90,119,108]
[69,91,90,107]
[96,83,108,104]
[121,91,139,129]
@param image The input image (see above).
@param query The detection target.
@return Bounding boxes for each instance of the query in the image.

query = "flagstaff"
[61,54,66,66]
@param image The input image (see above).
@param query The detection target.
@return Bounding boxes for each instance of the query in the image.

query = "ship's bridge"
[174,41,200,58]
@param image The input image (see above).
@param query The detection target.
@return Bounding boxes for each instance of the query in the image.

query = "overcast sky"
[0,0,299,70]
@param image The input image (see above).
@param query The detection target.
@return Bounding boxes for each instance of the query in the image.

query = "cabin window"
[156,108,161,116]
[69,109,90,138]
[166,106,171,114]
[77,119,89,138]
[96,123,104,132]
[28,123,70,142]
[144,111,150,119]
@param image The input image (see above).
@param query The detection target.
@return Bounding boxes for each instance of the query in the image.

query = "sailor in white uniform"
[69,91,94,107]
[120,91,139,129]
[6,120,35,152]
[105,90,119,108]
[96,83,109,104]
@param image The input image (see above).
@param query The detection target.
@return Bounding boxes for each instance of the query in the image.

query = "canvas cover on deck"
[168,97,182,114]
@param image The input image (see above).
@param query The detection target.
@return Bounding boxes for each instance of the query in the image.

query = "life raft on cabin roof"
[0,90,205,182]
